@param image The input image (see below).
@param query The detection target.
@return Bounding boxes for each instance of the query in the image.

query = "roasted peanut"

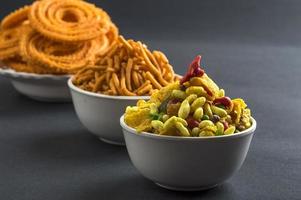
[193,107,204,120]
[199,120,214,129]
[185,94,198,104]
[211,105,227,117]
[178,99,190,119]
[204,103,213,118]
[224,125,236,135]
[186,86,207,97]
[191,97,206,112]
[171,89,187,99]
[175,122,190,136]
[216,122,224,135]
[191,127,200,137]
[151,120,164,130]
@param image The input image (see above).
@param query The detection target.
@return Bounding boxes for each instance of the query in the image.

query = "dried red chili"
[180,55,205,84]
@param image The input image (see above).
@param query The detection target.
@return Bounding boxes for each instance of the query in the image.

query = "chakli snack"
[0,6,30,29]
[0,27,22,60]
[19,27,99,74]
[72,36,180,96]
[124,55,253,137]
[0,0,118,74]
[29,0,110,42]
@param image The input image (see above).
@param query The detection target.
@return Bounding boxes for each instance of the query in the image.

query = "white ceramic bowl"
[68,78,149,145]
[120,116,257,191]
[0,68,71,102]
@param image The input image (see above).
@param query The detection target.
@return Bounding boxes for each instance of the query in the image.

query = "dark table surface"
[0,0,300,200]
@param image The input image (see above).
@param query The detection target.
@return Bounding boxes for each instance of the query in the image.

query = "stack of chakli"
[0,0,118,74]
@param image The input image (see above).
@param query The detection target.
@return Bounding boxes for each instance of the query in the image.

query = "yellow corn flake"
[189,75,220,99]
[124,107,152,132]
[232,98,247,109]
[241,108,252,128]
[231,98,248,124]
[150,82,180,104]
[136,100,150,108]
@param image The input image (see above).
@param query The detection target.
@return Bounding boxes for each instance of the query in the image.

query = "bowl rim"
[68,77,150,100]
[0,67,70,80]
[120,115,257,141]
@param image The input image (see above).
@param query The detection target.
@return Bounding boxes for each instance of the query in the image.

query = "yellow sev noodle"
[72,36,180,96]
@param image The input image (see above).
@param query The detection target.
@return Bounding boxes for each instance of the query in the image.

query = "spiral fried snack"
[3,58,35,73]
[0,0,119,74]
[0,6,30,29]
[0,27,22,60]
[19,27,100,73]
[4,57,64,74]
[73,36,180,96]
[0,4,30,60]
[29,0,111,42]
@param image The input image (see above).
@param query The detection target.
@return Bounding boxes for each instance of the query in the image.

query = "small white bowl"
[120,116,257,191]
[68,78,149,145]
[0,68,71,102]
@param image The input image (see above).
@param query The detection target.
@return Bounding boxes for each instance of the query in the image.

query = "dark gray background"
[0,0,300,199]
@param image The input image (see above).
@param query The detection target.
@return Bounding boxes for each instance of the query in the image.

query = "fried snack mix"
[72,36,179,96]
[0,0,118,74]
[124,55,253,136]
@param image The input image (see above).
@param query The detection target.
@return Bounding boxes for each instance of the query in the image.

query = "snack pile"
[124,56,252,137]
[72,36,179,96]
[0,0,118,74]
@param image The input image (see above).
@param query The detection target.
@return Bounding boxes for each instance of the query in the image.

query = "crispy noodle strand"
[73,35,179,96]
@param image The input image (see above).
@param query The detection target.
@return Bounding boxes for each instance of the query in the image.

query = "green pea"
[201,115,210,120]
